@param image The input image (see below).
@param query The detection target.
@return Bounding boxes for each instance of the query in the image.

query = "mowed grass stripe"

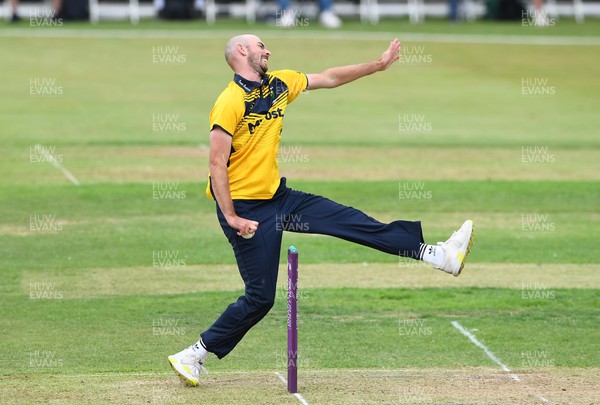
[2,145,599,186]
[1,367,598,404]
[17,263,600,298]
[0,180,596,281]
[3,38,599,150]
[2,180,596,221]
[1,288,598,376]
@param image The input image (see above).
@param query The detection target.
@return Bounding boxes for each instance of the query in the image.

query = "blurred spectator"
[533,0,549,25]
[448,0,460,22]
[9,0,20,22]
[278,0,342,28]
[53,0,63,18]
[155,0,205,19]
[54,0,88,20]
[485,0,525,20]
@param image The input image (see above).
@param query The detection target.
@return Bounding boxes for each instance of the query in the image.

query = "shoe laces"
[196,358,208,375]
[192,354,209,375]
[182,352,208,376]
[439,228,463,248]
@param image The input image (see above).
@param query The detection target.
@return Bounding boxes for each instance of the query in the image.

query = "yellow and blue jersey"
[206,70,308,200]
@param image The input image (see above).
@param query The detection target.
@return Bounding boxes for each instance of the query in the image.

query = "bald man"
[168,34,475,387]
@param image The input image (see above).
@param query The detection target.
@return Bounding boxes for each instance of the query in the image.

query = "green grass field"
[1,18,599,404]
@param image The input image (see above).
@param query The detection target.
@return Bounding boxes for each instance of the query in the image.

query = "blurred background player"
[277,0,342,28]
[9,0,20,22]
[533,0,549,25]
[155,0,205,19]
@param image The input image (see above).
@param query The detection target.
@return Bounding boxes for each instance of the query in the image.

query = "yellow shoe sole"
[168,357,200,387]
[455,221,475,277]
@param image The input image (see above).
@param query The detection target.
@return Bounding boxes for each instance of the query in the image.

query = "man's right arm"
[209,126,259,236]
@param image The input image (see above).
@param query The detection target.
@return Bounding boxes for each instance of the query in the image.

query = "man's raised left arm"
[306,39,400,90]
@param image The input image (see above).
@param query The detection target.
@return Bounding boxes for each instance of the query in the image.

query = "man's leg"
[279,183,474,275]
[201,200,282,358]
[280,188,423,258]
[169,199,282,386]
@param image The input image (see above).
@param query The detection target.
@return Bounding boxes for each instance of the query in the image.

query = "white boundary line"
[34,144,80,186]
[1,28,599,46]
[274,371,310,405]
[451,320,550,404]
[451,320,519,381]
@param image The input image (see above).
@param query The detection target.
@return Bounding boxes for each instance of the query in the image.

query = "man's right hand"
[210,127,259,237]
[227,215,259,237]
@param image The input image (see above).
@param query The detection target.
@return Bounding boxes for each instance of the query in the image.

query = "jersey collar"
[233,74,269,93]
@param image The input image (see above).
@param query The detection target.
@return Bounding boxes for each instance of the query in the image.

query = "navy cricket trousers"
[201,178,424,358]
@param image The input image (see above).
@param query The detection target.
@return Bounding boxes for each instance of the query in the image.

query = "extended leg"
[278,183,474,276]
[280,188,424,258]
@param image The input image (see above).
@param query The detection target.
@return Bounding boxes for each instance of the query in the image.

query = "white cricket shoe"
[319,10,342,28]
[435,220,475,277]
[168,347,207,387]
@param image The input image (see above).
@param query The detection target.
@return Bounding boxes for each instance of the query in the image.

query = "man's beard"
[248,51,268,77]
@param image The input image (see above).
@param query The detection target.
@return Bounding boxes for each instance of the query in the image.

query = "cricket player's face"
[246,38,270,77]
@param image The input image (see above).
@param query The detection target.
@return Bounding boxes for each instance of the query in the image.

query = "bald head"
[223,34,270,80]
[224,34,256,69]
